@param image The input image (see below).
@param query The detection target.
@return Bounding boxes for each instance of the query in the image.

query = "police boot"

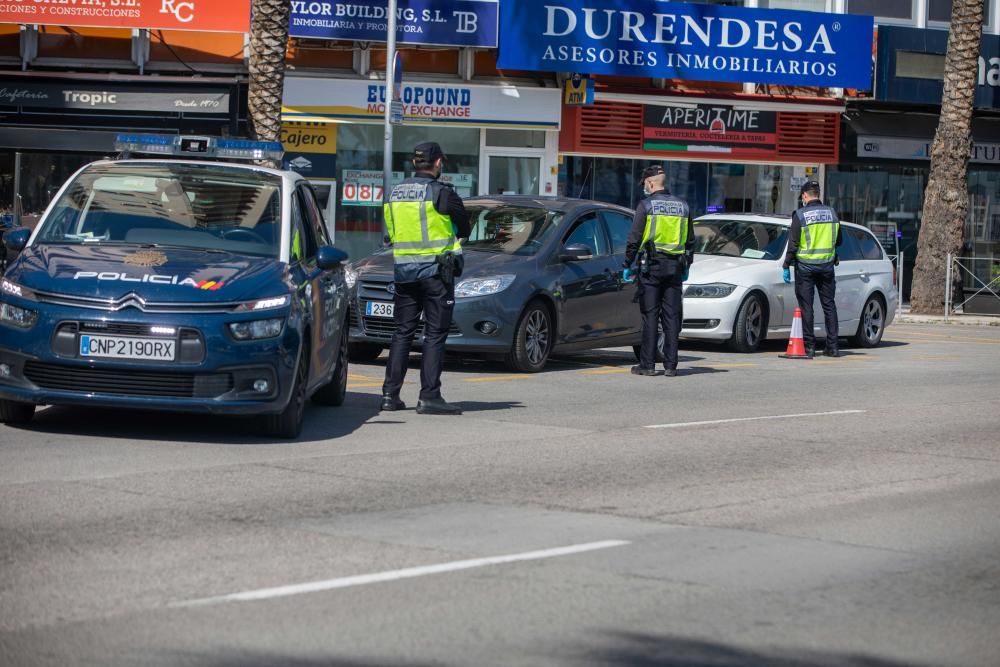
[823,345,840,358]
[804,343,816,359]
[416,397,463,415]
[631,365,662,377]
[380,394,406,411]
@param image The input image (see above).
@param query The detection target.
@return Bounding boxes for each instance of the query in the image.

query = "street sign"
[390,101,404,126]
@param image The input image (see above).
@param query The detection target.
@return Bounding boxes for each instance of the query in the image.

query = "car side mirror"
[3,227,30,253]
[316,245,349,270]
[559,243,594,262]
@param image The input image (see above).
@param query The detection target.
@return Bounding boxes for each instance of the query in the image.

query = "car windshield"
[462,205,564,256]
[35,163,283,258]
[693,219,789,260]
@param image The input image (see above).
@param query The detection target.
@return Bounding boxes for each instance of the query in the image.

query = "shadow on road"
[572,632,934,667]
[8,391,380,445]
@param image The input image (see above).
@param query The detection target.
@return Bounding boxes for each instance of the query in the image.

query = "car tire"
[348,342,383,363]
[850,294,886,348]
[313,328,349,407]
[265,349,308,439]
[728,293,767,353]
[505,300,553,373]
[0,399,34,425]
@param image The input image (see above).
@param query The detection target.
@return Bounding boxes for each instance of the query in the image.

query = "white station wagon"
[681,213,898,352]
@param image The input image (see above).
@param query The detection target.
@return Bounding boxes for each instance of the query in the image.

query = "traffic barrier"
[779,308,811,359]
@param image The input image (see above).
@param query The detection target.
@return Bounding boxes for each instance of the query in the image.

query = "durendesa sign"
[498,0,874,89]
[0,0,250,32]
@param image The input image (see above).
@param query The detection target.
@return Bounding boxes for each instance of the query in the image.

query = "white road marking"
[173,540,630,608]
[645,409,866,430]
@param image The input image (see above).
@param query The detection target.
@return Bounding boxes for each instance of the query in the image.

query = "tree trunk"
[910,0,985,314]
[247,0,291,169]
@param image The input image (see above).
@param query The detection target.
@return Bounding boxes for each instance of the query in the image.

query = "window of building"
[334,124,480,261]
[927,0,992,24]
[484,130,546,149]
[847,0,913,20]
[759,0,828,11]
[895,52,945,80]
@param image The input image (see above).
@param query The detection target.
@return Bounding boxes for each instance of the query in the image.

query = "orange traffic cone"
[779,308,811,359]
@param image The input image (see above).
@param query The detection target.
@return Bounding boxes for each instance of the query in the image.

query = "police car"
[0,134,350,438]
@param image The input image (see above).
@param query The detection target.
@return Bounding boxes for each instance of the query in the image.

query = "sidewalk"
[895,304,1000,326]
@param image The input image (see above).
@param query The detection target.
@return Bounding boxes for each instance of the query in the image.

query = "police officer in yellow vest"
[783,180,843,358]
[623,165,695,377]
[380,142,470,414]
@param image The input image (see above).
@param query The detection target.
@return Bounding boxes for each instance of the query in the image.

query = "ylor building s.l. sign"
[498,0,874,89]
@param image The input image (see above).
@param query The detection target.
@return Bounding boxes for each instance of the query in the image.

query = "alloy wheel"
[863,299,884,343]
[745,298,763,348]
[525,309,550,366]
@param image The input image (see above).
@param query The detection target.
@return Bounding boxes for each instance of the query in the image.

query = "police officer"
[783,180,843,358]
[623,165,695,377]
[380,142,470,414]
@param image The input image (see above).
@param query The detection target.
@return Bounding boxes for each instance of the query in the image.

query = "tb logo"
[161,0,195,23]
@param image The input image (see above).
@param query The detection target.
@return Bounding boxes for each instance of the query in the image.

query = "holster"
[436,252,463,286]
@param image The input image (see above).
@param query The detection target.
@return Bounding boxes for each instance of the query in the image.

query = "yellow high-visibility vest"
[796,206,839,264]
[642,198,689,255]
[383,181,462,265]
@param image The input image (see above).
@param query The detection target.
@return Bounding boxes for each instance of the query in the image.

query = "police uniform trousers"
[794,262,839,350]
[382,275,454,400]
[638,256,684,371]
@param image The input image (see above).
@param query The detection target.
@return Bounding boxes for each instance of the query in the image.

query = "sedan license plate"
[79,335,176,361]
[365,301,394,318]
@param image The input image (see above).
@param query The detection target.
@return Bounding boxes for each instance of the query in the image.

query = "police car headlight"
[1,279,35,301]
[0,302,38,329]
[228,318,285,340]
[344,266,358,290]
[683,283,737,298]
[234,295,290,312]
[455,275,516,298]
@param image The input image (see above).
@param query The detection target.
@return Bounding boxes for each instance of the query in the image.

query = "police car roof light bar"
[113,134,284,162]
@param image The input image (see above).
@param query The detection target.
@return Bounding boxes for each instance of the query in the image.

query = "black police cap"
[638,164,665,185]
[413,142,446,163]
[800,180,821,194]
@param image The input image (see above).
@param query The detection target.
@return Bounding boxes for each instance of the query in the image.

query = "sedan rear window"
[36,163,283,258]
[693,219,789,260]
[463,205,564,256]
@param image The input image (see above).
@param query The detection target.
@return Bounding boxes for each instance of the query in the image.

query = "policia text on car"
[623,165,695,377]
[782,180,842,358]
[380,142,471,415]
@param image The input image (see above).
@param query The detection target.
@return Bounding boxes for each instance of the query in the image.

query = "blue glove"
[622,268,635,283]
[782,267,791,284]
[682,269,689,282]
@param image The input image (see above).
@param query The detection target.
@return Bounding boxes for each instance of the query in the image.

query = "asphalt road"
[2,322,1000,667]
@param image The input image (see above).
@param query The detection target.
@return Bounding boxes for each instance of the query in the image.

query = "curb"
[895,315,1000,327]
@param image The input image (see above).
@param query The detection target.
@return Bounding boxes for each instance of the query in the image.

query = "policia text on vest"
[783,181,843,358]
[624,167,695,377]
[380,142,471,416]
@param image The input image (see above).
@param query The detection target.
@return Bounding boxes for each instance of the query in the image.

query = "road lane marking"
[581,368,629,375]
[645,409,866,430]
[895,332,1000,344]
[347,382,383,389]
[463,375,533,383]
[172,540,631,608]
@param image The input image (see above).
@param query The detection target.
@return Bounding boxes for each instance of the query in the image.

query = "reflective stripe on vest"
[383,181,462,264]
[796,206,838,264]
[642,198,688,255]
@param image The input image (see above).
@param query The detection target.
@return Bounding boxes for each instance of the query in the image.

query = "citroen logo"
[113,292,149,312]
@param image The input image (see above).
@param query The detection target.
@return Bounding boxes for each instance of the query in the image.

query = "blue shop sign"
[876,26,1000,109]
[498,0,874,89]
[290,0,498,48]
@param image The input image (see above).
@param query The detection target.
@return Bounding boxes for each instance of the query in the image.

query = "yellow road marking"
[347,382,384,389]
[348,373,374,381]
[462,375,533,383]
[580,368,629,375]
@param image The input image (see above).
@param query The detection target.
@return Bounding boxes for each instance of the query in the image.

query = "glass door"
[486,154,541,196]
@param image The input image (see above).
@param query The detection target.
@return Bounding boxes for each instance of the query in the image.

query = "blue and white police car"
[0,135,350,438]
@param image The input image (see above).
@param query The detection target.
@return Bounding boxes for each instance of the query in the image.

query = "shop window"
[896,52,945,80]
[847,0,914,21]
[17,152,104,219]
[37,27,132,61]
[927,0,991,24]
[485,130,546,149]
[334,124,479,261]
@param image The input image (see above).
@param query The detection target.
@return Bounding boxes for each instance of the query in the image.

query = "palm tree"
[909,0,985,314]
[247,0,291,168]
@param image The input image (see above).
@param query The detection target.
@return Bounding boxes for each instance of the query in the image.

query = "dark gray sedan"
[346,196,643,372]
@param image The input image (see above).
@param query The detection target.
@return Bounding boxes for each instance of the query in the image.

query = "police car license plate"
[365,301,394,318]
[79,335,176,361]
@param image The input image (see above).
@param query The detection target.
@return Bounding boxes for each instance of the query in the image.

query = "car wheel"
[505,300,553,373]
[265,348,308,439]
[313,327,349,407]
[0,399,34,425]
[850,294,886,348]
[728,293,766,353]
[348,342,383,362]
